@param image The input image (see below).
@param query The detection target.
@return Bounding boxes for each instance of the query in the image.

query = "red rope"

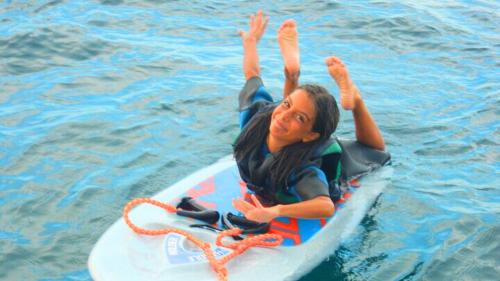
[123,197,283,281]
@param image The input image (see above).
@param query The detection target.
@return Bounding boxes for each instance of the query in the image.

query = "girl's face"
[270,89,320,144]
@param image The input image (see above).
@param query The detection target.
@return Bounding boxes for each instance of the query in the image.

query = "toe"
[285,19,296,27]
[325,57,336,66]
[330,56,342,64]
[279,19,296,31]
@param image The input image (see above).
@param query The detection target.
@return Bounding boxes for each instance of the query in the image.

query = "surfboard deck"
[88,155,392,281]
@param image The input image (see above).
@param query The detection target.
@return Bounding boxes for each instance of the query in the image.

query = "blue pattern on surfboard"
[181,165,358,246]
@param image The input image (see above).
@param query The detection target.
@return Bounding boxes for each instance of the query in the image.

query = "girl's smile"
[268,89,320,152]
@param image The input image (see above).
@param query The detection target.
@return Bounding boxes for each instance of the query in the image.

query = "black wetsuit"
[237,77,391,205]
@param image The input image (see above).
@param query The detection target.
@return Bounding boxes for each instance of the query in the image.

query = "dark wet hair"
[233,84,340,189]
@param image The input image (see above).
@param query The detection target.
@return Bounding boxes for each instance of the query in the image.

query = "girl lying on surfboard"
[232,11,386,223]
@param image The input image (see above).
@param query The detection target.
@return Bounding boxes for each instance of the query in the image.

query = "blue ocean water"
[1,1,499,280]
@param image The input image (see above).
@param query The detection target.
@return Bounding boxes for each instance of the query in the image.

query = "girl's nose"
[278,110,291,122]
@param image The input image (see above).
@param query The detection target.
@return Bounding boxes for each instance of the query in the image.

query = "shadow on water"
[300,195,391,281]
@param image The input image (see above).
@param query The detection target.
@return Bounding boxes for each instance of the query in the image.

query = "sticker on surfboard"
[164,233,232,265]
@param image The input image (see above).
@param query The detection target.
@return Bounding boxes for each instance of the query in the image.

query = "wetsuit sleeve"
[288,164,330,201]
[239,76,274,128]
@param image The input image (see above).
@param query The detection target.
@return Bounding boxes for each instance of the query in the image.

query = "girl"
[233,11,386,223]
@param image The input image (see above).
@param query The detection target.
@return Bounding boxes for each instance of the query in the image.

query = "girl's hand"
[239,10,269,43]
[232,194,280,223]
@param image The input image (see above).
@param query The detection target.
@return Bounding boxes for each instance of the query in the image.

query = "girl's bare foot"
[278,19,300,80]
[325,56,358,110]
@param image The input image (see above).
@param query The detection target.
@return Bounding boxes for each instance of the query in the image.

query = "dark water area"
[0,1,499,280]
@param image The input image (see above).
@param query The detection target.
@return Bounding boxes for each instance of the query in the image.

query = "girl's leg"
[277,19,300,98]
[326,56,385,151]
[351,86,385,150]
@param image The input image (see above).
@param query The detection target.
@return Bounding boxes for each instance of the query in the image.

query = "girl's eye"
[282,100,290,108]
[295,114,305,123]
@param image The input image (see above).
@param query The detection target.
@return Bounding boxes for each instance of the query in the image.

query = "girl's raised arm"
[240,10,269,81]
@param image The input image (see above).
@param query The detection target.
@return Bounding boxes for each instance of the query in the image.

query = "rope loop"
[123,197,283,281]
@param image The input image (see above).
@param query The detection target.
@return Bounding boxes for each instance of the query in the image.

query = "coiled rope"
[123,197,283,281]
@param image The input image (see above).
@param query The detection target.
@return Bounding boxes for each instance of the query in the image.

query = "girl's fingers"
[256,10,263,22]
[232,202,247,213]
[251,194,264,209]
[246,11,268,40]
[257,16,269,35]
[249,14,255,29]
[233,199,254,213]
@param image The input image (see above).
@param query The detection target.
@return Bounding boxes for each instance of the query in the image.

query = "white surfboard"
[88,155,392,281]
